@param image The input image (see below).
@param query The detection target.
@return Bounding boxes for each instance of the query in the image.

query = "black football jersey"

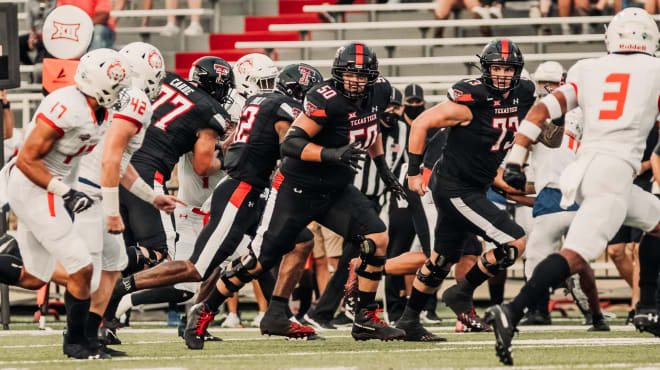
[224,92,302,189]
[281,78,392,191]
[130,72,231,181]
[433,77,535,194]
[423,127,449,170]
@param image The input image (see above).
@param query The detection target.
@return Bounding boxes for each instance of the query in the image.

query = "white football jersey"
[531,111,583,192]
[224,90,245,125]
[76,88,153,198]
[567,53,660,172]
[177,152,225,207]
[25,85,105,179]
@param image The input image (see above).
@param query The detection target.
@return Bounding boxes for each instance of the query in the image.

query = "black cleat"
[63,331,109,360]
[519,310,552,326]
[183,303,217,350]
[204,331,223,341]
[456,308,492,332]
[261,312,316,339]
[331,311,354,327]
[442,284,474,317]
[89,338,127,357]
[396,319,446,342]
[485,304,516,366]
[351,304,406,341]
[588,319,610,332]
[301,314,337,330]
[99,318,122,345]
[633,309,660,337]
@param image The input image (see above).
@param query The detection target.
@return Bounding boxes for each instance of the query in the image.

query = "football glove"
[502,163,526,192]
[63,189,94,215]
[321,142,367,172]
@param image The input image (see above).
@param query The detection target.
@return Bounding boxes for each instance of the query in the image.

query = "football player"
[488,8,660,365]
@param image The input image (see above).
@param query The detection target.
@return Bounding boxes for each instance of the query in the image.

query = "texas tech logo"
[51,21,81,42]
[298,66,316,85]
[107,62,126,82]
[214,64,229,77]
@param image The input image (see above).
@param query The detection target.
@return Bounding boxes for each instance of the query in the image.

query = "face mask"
[405,105,425,120]
[380,112,399,135]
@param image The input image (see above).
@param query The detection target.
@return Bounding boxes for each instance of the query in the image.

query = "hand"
[321,142,367,172]
[153,194,186,214]
[62,189,93,214]
[379,168,407,201]
[106,215,125,234]
[503,163,527,192]
[407,174,427,196]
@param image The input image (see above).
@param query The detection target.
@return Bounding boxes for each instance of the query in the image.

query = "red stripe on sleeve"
[455,94,474,102]
[309,109,327,118]
[37,113,64,137]
[229,181,252,208]
[114,113,143,134]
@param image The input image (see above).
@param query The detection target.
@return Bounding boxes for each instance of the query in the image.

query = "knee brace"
[0,233,20,258]
[356,254,386,281]
[220,251,258,293]
[354,235,377,256]
[123,246,161,275]
[416,255,452,288]
[481,244,519,275]
[0,254,22,285]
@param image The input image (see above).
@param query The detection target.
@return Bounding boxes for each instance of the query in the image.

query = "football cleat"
[260,313,316,339]
[396,319,446,342]
[485,304,516,366]
[456,308,492,332]
[519,310,552,326]
[302,313,337,330]
[63,331,109,360]
[420,310,442,325]
[98,322,121,346]
[184,303,217,350]
[633,309,660,337]
[442,284,475,317]
[352,304,406,341]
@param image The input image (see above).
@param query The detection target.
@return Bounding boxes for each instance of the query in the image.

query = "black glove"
[62,189,94,215]
[502,163,526,192]
[321,142,367,172]
[373,154,407,201]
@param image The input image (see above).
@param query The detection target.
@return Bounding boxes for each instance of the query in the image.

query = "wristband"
[508,144,527,165]
[2,101,9,109]
[101,187,120,216]
[128,176,157,204]
[407,153,423,176]
[540,93,563,120]
[518,119,542,141]
[46,178,70,197]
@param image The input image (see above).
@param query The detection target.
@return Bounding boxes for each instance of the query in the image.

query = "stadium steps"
[209,31,301,49]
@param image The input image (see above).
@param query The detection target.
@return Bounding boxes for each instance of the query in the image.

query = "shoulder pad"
[113,88,153,131]
[304,82,336,117]
[447,78,489,105]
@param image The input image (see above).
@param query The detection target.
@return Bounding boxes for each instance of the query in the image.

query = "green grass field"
[1,310,660,369]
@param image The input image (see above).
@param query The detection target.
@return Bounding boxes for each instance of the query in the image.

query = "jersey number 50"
[349,123,378,149]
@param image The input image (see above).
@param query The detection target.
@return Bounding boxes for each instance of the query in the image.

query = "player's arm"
[407,101,471,196]
[119,164,184,216]
[274,120,292,143]
[281,113,366,170]
[504,83,577,191]
[193,128,222,176]
[17,117,93,213]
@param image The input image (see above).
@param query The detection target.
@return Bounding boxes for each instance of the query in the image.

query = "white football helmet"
[233,53,278,98]
[605,8,659,55]
[75,48,130,109]
[119,42,166,101]
[533,61,564,97]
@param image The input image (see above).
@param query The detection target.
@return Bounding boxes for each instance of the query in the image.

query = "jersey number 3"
[598,73,629,120]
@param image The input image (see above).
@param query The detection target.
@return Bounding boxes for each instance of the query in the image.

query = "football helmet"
[188,56,234,104]
[75,48,130,109]
[275,63,323,102]
[605,8,659,55]
[331,42,379,100]
[233,53,278,98]
[478,38,525,92]
[119,42,166,101]
[533,61,565,97]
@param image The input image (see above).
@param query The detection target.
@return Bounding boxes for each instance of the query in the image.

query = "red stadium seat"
[244,14,321,32]
[209,31,301,50]
[175,49,271,70]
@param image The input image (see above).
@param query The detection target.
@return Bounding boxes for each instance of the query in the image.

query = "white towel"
[559,152,596,209]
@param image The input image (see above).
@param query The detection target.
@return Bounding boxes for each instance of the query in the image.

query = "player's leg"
[0,233,46,289]
[186,175,315,348]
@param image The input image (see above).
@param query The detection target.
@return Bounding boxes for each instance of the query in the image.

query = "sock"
[65,290,90,344]
[509,254,570,325]
[488,270,506,305]
[117,276,137,295]
[103,277,136,321]
[206,288,229,312]
[131,286,193,306]
[638,235,660,309]
[0,254,22,285]
[357,291,377,311]
[399,287,431,324]
[86,312,102,342]
[465,264,491,290]
[538,289,550,316]
[267,295,289,317]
